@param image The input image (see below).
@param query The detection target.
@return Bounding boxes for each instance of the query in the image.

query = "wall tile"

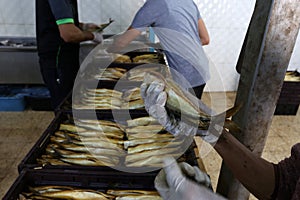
[120,0,144,23]
[4,25,27,37]
[197,0,255,29]
[24,25,35,37]
[101,0,121,27]
[288,33,300,70]
[0,25,7,36]
[78,0,101,23]
[0,0,26,24]
[204,28,247,65]
[22,1,35,25]
[205,63,240,92]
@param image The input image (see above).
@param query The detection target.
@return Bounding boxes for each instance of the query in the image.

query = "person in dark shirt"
[36,0,103,109]
[141,80,300,200]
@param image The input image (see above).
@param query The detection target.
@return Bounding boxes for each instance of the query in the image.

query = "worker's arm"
[58,23,94,43]
[214,130,276,199]
[107,26,141,53]
[198,18,210,45]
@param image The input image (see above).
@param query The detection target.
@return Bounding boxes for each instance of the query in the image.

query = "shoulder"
[143,0,167,9]
[280,143,300,168]
[289,143,300,171]
[291,143,300,159]
[273,143,300,200]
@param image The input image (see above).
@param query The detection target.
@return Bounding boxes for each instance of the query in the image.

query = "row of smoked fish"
[85,54,166,81]
[73,87,144,110]
[285,70,300,82]
[38,115,187,167]
[19,186,161,200]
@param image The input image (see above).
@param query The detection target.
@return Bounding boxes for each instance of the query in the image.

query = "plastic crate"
[274,104,299,115]
[3,168,157,200]
[0,91,26,112]
[22,86,52,111]
[275,77,300,115]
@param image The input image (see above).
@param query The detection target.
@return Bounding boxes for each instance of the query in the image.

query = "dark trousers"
[189,84,206,99]
[39,57,79,110]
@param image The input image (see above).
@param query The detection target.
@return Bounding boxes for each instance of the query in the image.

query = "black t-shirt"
[36,0,80,66]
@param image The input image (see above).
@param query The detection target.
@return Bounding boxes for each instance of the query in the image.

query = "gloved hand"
[92,31,103,43]
[140,79,220,144]
[82,23,99,31]
[140,80,196,137]
[155,157,226,200]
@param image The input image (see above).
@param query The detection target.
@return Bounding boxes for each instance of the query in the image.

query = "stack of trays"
[56,51,168,112]
[4,50,206,199]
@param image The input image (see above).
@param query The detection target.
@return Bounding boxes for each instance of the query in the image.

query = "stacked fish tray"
[3,169,160,200]
[18,111,200,173]
[275,70,300,115]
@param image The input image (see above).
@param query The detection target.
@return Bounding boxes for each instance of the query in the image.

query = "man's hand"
[140,80,198,137]
[140,78,221,144]
[82,23,99,32]
[155,157,226,200]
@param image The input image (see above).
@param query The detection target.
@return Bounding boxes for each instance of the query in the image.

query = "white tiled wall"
[78,0,145,34]
[0,0,299,91]
[0,0,36,36]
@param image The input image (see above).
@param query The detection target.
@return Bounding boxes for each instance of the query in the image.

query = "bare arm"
[58,23,94,43]
[107,26,141,53]
[198,18,210,45]
[214,130,275,199]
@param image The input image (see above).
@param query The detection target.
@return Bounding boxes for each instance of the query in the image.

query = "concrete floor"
[0,92,299,199]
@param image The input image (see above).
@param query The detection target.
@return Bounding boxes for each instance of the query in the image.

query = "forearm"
[198,19,209,45]
[58,24,94,43]
[214,130,275,199]
[107,27,141,53]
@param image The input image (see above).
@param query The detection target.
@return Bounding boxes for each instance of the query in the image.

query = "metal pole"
[217,0,300,199]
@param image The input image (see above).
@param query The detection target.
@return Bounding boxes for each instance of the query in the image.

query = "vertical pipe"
[217,0,300,199]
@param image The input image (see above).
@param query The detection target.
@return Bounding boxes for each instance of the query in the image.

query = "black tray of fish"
[18,110,199,174]
[107,51,166,67]
[56,78,146,112]
[82,51,167,81]
[3,168,158,200]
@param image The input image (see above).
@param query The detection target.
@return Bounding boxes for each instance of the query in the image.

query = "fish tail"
[210,104,242,134]
[224,120,241,134]
[225,103,243,118]
[211,103,242,122]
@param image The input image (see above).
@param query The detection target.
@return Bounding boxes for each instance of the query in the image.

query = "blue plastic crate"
[0,93,26,111]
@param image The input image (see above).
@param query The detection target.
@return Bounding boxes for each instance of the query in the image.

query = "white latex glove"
[82,23,99,31]
[92,31,103,43]
[140,81,196,137]
[155,157,226,200]
[140,80,220,144]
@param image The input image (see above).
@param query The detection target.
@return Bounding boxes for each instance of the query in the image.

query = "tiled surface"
[0,92,299,199]
[0,111,54,198]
